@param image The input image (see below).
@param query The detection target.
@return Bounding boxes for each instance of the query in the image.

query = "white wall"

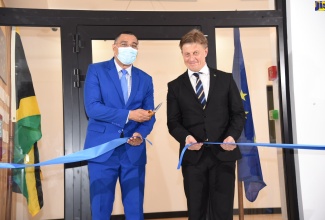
[4,0,274,11]
[286,1,325,220]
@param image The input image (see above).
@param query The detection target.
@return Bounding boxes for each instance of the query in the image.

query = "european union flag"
[232,28,266,202]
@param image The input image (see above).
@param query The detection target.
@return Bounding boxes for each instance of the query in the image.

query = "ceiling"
[3,0,271,12]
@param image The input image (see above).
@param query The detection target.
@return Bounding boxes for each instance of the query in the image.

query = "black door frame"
[0,1,298,219]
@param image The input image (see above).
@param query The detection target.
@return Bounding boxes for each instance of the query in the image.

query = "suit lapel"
[105,59,125,104]
[206,68,218,106]
[181,71,201,104]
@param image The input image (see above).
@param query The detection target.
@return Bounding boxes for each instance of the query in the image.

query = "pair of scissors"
[153,102,162,113]
[149,102,162,115]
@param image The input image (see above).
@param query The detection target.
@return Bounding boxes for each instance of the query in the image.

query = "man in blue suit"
[84,31,156,220]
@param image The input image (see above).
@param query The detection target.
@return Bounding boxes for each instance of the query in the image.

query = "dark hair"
[114,31,138,43]
[179,29,208,49]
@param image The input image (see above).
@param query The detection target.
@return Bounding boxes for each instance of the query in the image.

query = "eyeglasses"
[116,42,138,49]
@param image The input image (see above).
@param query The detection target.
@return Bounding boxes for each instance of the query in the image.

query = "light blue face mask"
[117,47,138,65]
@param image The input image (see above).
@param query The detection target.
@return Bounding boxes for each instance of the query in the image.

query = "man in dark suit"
[167,29,245,220]
[84,31,156,220]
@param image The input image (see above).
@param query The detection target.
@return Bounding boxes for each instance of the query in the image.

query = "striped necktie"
[193,72,206,109]
[120,69,128,104]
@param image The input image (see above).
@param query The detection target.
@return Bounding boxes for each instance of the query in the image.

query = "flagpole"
[10,27,16,123]
[237,163,244,220]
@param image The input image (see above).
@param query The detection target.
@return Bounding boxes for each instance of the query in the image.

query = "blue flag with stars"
[232,28,266,202]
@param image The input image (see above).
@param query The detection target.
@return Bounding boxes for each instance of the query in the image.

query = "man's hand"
[127,132,143,146]
[186,135,203,151]
[129,109,153,122]
[147,110,155,118]
[220,136,236,151]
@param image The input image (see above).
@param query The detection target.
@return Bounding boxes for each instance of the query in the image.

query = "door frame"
[0,2,298,219]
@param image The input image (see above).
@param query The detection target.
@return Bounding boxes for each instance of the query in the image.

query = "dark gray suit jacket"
[167,67,245,165]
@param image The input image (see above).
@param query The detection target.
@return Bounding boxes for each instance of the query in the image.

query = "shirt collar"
[114,58,132,76]
[188,64,209,77]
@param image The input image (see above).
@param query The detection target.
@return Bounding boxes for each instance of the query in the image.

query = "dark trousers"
[182,147,236,220]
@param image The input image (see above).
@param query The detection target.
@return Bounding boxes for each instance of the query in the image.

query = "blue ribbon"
[0,138,130,169]
[177,142,325,169]
[3,139,324,170]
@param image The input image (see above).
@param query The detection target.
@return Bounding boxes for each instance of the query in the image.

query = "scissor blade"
[153,102,163,112]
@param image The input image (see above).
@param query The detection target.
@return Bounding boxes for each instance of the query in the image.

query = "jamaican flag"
[12,29,44,216]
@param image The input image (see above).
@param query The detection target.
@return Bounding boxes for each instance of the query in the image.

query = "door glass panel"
[216,27,286,219]
[8,26,64,220]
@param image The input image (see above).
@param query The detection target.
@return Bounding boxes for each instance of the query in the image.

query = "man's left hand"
[220,136,236,151]
[127,132,143,146]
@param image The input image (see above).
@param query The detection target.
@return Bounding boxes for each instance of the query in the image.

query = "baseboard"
[110,208,281,219]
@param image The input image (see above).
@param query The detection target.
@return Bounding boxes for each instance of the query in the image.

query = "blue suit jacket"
[84,58,155,165]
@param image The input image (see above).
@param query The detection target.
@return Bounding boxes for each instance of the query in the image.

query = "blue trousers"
[88,144,145,220]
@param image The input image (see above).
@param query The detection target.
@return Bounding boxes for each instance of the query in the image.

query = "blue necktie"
[120,69,128,104]
[193,72,206,109]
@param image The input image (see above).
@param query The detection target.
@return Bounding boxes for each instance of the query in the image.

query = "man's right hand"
[129,109,152,122]
[186,135,203,151]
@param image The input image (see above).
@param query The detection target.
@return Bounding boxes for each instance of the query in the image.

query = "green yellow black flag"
[12,28,44,216]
